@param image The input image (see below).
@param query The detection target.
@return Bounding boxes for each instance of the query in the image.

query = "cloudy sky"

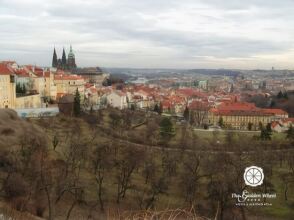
[1,0,294,69]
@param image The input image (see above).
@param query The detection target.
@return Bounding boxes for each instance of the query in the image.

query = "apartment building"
[0,63,16,108]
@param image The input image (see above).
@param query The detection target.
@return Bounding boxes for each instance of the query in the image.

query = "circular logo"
[244,166,264,187]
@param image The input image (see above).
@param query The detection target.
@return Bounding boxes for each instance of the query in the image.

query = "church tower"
[61,48,67,69]
[67,45,77,70]
[52,47,58,68]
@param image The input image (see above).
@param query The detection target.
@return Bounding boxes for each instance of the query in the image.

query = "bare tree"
[91,143,112,211]
[114,146,145,203]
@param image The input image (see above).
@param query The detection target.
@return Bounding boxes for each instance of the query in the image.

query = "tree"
[16,83,21,93]
[130,104,136,111]
[144,176,168,209]
[74,88,81,116]
[142,155,156,184]
[266,123,272,133]
[52,133,59,150]
[183,106,189,122]
[114,146,144,203]
[258,122,263,130]
[159,117,174,138]
[91,143,112,211]
[218,117,224,128]
[159,102,163,115]
[154,104,159,114]
[247,122,253,131]
[286,124,294,140]
[22,84,27,94]
[277,91,283,99]
[260,123,272,140]
[180,153,206,206]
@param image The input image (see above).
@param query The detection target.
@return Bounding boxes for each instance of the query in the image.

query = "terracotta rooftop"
[0,63,14,75]
[54,74,84,80]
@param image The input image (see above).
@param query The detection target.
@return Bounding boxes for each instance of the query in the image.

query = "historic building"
[52,46,76,70]
[72,67,109,85]
[54,71,85,101]
[208,102,288,130]
[0,62,16,108]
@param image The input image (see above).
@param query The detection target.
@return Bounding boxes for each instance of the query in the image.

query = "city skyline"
[1,0,294,69]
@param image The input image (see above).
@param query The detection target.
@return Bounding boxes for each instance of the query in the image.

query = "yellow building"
[44,71,57,100]
[0,63,16,108]
[208,102,288,130]
[54,73,85,100]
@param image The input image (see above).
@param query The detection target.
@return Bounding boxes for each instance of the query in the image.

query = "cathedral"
[52,46,77,70]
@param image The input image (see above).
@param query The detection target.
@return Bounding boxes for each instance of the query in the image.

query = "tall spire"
[68,45,76,70]
[62,47,67,69]
[52,47,58,68]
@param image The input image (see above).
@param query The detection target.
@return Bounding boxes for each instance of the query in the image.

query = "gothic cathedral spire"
[52,47,58,68]
[62,47,67,68]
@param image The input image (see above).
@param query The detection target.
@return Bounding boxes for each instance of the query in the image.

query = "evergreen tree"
[258,122,263,130]
[158,102,163,115]
[183,106,189,122]
[74,88,81,116]
[247,122,253,131]
[154,104,159,113]
[22,84,26,94]
[130,104,136,111]
[283,92,288,99]
[277,91,283,99]
[260,124,272,140]
[266,123,272,133]
[218,117,224,128]
[159,117,174,138]
[260,128,272,140]
[16,83,21,93]
[286,124,294,140]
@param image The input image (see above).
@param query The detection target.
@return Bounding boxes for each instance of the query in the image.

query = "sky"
[1,0,294,69]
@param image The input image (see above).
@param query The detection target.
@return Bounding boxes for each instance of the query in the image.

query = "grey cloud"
[0,0,294,68]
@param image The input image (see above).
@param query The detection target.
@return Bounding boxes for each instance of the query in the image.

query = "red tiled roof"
[209,102,288,117]
[54,74,84,80]
[177,88,206,98]
[85,83,94,88]
[13,68,30,77]
[162,100,172,109]
[261,109,287,115]
[0,63,14,75]
[217,102,257,111]
[189,100,210,110]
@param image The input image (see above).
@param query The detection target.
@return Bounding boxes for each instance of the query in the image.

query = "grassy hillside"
[0,108,293,220]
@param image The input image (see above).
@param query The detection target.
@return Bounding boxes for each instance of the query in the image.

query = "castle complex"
[52,46,76,70]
